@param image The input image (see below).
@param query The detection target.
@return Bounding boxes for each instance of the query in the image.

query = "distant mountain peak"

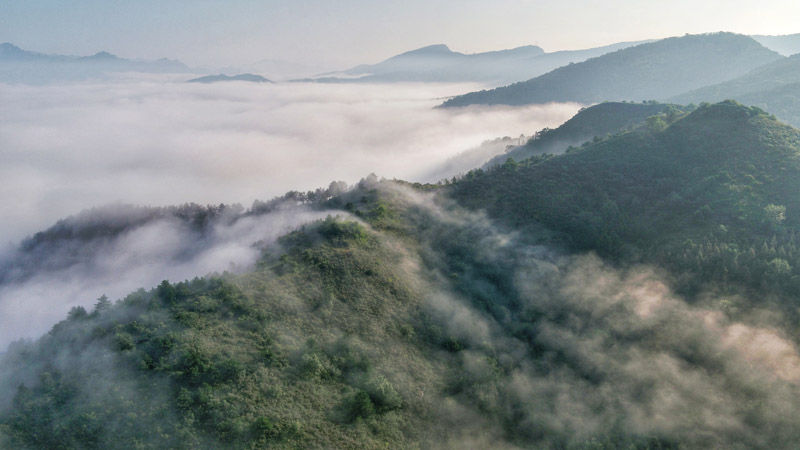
[187,73,272,84]
[397,44,455,57]
[86,51,118,60]
[0,42,28,56]
[0,42,22,51]
[512,44,544,52]
[412,44,451,52]
[0,43,192,83]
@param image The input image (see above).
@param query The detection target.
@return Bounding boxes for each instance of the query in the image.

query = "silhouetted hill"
[0,43,191,83]
[671,54,800,127]
[442,33,783,107]
[187,73,272,83]
[752,33,800,56]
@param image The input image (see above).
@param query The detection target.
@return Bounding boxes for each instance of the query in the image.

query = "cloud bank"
[0,203,334,348]
[0,77,578,244]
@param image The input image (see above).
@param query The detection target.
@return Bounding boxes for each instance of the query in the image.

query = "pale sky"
[1,0,799,70]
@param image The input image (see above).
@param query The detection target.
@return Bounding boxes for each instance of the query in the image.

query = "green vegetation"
[1,216,435,449]
[442,33,782,107]
[484,101,685,168]
[452,101,800,307]
[9,101,800,448]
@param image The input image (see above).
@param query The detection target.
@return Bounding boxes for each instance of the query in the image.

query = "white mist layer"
[0,77,579,244]
[0,207,333,348]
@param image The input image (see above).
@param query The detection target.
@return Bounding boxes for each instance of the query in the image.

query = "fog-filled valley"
[0,78,578,243]
[0,76,578,348]
[6,6,800,447]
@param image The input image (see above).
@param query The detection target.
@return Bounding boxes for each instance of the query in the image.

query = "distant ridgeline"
[440,32,800,129]
[441,33,784,107]
[303,33,800,87]
[7,101,800,447]
[306,41,650,85]
[0,43,192,83]
[670,53,800,128]
[187,74,272,84]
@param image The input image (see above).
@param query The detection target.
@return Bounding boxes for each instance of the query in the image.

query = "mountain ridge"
[0,42,192,83]
[307,40,650,85]
[441,33,784,107]
[670,53,800,127]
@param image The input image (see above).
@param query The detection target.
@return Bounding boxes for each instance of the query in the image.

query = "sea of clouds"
[0,76,579,244]
[0,76,578,346]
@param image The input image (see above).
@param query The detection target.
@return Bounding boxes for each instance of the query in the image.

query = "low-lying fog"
[1,76,579,243]
[0,75,578,347]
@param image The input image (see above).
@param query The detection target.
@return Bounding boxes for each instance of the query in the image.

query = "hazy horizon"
[2,1,799,70]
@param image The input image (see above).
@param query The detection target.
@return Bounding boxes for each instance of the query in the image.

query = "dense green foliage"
[484,101,684,168]
[0,216,434,449]
[441,33,782,107]
[10,101,800,448]
[453,101,800,306]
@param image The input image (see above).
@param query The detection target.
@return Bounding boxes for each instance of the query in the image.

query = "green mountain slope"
[8,102,800,448]
[452,101,800,301]
[484,101,684,168]
[441,33,783,107]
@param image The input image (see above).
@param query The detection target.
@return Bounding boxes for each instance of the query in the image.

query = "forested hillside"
[484,101,684,168]
[6,101,800,448]
[441,33,782,107]
[453,101,800,305]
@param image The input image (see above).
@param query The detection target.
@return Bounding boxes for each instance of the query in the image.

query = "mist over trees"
[6,101,800,447]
